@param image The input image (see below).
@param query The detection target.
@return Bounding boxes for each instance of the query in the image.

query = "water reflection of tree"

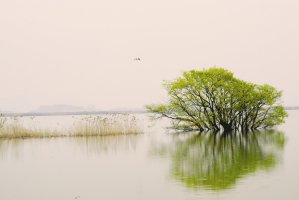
[154,131,285,190]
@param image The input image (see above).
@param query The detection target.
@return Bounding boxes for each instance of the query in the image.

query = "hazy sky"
[0,0,298,112]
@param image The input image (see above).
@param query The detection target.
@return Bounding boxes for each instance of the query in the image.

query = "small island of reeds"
[0,114,142,139]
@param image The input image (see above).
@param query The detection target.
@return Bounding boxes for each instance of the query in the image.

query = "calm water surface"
[0,112,299,200]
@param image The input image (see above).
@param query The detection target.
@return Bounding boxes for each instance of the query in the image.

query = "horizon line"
[1,107,299,117]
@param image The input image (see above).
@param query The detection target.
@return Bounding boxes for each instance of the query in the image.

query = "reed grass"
[71,114,142,137]
[0,125,64,139]
[0,114,142,139]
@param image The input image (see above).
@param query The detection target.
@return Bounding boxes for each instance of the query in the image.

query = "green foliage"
[147,68,288,132]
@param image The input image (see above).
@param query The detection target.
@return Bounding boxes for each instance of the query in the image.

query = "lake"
[0,111,298,200]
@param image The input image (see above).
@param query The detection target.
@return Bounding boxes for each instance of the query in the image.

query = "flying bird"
[134,58,141,61]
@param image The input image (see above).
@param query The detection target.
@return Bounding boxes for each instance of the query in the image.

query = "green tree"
[147,68,287,132]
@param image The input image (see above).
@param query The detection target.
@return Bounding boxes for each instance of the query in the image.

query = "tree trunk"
[220,121,233,133]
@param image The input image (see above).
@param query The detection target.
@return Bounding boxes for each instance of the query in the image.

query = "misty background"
[0,0,298,112]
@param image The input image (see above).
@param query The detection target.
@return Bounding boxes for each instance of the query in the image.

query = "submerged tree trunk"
[220,121,233,133]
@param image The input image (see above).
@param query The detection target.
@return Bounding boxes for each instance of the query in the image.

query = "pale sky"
[0,0,298,112]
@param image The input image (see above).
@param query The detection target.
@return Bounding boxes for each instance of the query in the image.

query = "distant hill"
[32,104,97,113]
[1,104,146,116]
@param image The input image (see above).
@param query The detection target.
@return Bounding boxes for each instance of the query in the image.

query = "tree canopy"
[147,68,288,133]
